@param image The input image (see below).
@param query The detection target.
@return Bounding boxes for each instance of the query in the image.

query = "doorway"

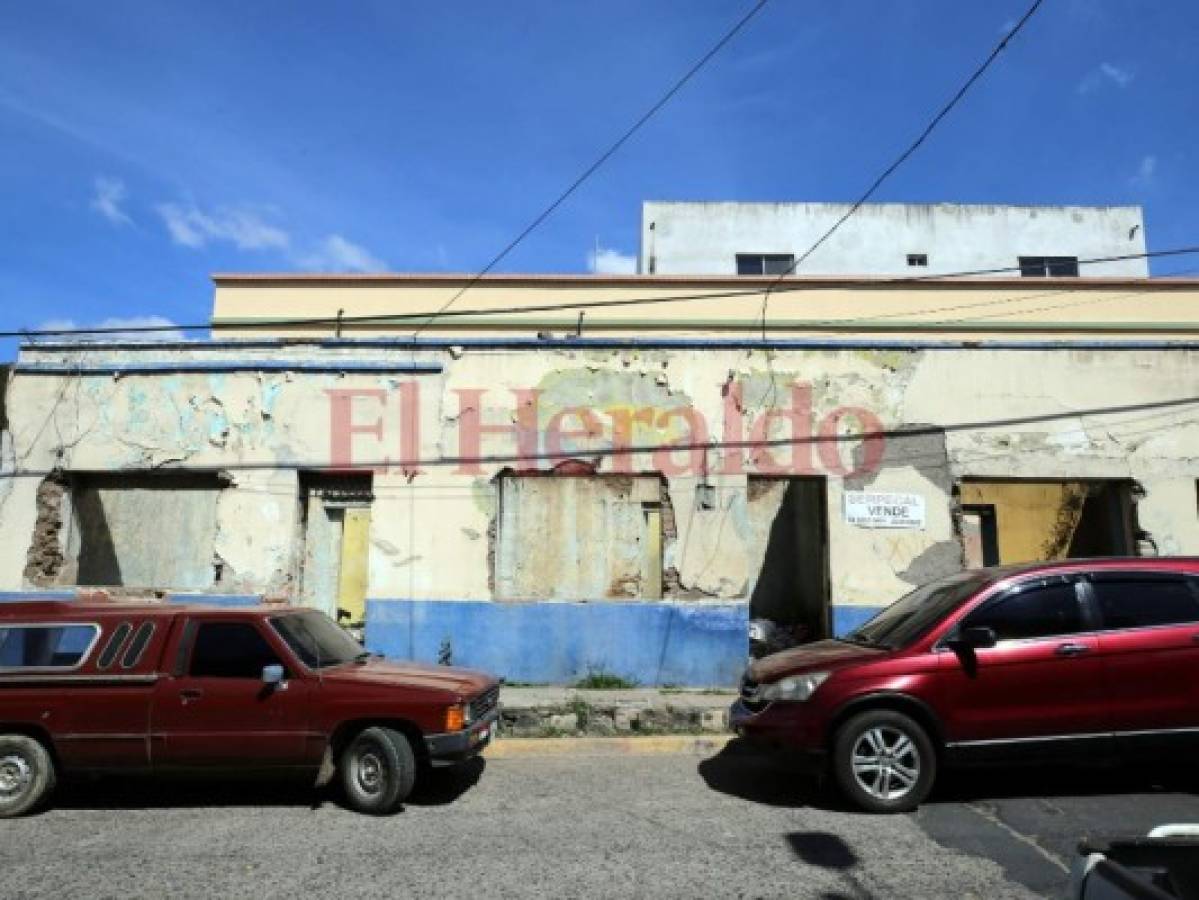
[958,479,1137,567]
[298,473,373,625]
[747,477,831,641]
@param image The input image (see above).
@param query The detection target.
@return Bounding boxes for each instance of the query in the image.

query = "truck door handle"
[1055,643,1090,657]
[179,688,203,703]
[1191,633,1199,643]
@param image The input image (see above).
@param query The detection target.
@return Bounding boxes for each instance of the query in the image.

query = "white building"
[639,202,1148,278]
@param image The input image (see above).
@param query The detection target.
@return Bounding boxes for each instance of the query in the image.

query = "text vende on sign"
[843,491,926,529]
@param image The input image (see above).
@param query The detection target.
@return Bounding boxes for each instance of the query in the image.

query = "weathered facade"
[2,274,1198,685]
[639,202,1149,277]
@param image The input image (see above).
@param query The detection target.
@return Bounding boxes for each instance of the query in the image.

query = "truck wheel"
[0,734,56,818]
[832,710,935,813]
[340,726,416,815]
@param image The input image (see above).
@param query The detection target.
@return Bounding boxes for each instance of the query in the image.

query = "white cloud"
[34,315,187,342]
[1130,154,1157,187]
[587,245,637,275]
[1078,61,1134,94]
[299,234,388,272]
[90,176,131,226]
[156,202,290,251]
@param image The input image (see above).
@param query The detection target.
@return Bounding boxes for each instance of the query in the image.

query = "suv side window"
[188,622,284,679]
[1090,574,1199,630]
[963,581,1083,642]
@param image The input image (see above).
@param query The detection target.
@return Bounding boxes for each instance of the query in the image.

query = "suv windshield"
[844,571,990,649]
[270,611,365,669]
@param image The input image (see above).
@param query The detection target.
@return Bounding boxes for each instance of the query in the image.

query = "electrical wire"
[2,394,1196,480]
[8,245,1199,342]
[407,0,771,339]
[760,0,1046,335]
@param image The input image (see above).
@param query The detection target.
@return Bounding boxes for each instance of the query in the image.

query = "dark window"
[188,622,283,679]
[270,611,364,669]
[1091,576,1199,630]
[963,581,1083,641]
[907,253,928,267]
[96,622,132,670]
[0,625,99,668]
[847,571,990,649]
[736,253,795,276]
[1018,256,1080,277]
[120,622,155,669]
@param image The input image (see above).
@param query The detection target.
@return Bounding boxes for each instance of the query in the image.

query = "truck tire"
[340,726,416,815]
[831,710,936,813]
[0,734,56,818]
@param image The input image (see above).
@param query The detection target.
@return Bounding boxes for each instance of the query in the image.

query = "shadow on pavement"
[50,773,327,812]
[696,738,844,811]
[700,738,1199,811]
[408,757,485,807]
[927,760,1199,805]
[47,758,487,814]
[784,831,858,869]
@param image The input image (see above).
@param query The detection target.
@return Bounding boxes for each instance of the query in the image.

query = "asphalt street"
[2,741,1197,899]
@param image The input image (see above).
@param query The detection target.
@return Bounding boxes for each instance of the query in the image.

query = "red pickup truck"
[0,601,500,816]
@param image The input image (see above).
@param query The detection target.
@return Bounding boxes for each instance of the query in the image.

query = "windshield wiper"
[353,650,373,664]
[841,634,891,649]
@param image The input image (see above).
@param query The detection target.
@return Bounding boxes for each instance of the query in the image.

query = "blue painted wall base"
[366,598,750,688]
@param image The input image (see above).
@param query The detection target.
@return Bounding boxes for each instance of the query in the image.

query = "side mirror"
[262,663,285,686]
[954,626,998,650]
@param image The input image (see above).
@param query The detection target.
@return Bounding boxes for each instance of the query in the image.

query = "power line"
[407,0,771,339]
[760,0,1046,334]
[9,245,1199,342]
[2,395,1195,480]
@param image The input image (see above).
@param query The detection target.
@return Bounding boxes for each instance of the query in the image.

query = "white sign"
[843,491,926,529]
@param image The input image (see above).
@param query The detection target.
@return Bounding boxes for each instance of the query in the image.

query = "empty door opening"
[747,477,830,641]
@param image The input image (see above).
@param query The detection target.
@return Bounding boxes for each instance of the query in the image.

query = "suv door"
[937,575,1110,757]
[1083,571,1199,752]
[150,619,315,768]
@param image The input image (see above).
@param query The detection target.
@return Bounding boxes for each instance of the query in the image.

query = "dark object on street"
[731,557,1199,813]
[1071,826,1199,899]
[0,601,500,816]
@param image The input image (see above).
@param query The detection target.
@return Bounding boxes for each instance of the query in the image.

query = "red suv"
[731,558,1199,812]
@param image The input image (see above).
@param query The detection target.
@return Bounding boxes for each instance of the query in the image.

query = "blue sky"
[1,0,1196,357]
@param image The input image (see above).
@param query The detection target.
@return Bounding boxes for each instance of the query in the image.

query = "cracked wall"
[1,344,1198,614]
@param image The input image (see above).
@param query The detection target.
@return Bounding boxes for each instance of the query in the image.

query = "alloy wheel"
[850,726,921,802]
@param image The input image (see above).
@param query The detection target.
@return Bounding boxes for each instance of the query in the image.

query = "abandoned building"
[1,264,1198,686]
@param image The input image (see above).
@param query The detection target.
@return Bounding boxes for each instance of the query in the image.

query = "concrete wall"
[640,202,1148,277]
[1,334,1198,684]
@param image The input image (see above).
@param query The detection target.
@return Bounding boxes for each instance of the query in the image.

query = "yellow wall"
[960,481,1089,564]
[210,274,1199,341]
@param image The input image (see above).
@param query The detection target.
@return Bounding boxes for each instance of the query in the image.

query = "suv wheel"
[340,726,416,815]
[832,710,935,813]
[0,734,56,818]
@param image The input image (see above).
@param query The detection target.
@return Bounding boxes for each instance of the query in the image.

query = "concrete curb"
[484,734,734,759]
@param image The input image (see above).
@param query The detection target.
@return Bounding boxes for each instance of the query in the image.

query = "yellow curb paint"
[484,735,734,759]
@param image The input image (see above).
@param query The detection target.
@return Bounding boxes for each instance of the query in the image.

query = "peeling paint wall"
[1,342,1198,636]
[495,474,662,600]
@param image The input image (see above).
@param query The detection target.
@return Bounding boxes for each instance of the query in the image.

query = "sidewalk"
[497,685,738,738]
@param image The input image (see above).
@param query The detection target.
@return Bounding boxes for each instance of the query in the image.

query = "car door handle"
[1191,633,1199,643]
[1055,643,1090,657]
[179,688,204,703]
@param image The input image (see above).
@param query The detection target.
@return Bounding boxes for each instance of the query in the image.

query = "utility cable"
[6,245,1198,342]
[759,0,1046,336]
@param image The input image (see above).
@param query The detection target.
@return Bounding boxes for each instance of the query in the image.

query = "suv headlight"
[760,671,830,702]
